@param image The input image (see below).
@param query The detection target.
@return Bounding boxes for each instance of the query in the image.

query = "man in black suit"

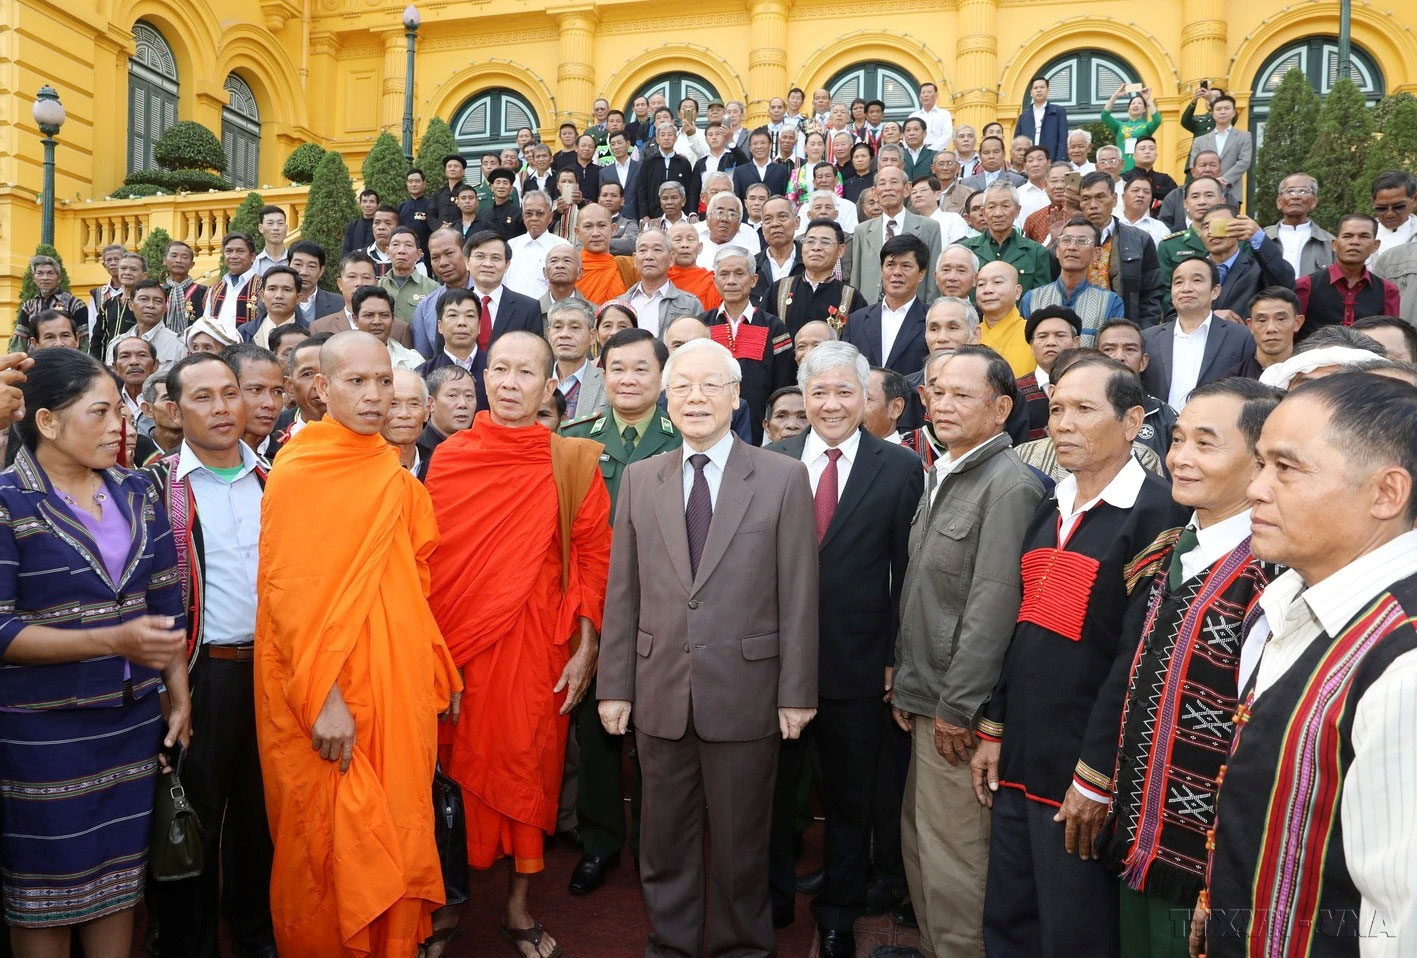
[1141,256,1256,411]
[599,130,641,222]
[1013,76,1069,170]
[636,122,695,222]
[765,341,924,956]
[1199,204,1295,321]
[692,121,747,193]
[464,230,545,349]
[416,287,489,412]
[733,129,792,201]
[841,234,930,376]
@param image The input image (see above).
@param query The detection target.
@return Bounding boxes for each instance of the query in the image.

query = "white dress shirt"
[212,267,258,326]
[929,209,971,245]
[802,428,859,502]
[880,210,907,240]
[1177,509,1252,584]
[927,433,995,505]
[628,283,668,331]
[176,439,262,646]
[681,430,736,508]
[1276,221,1313,277]
[1055,455,1147,543]
[674,128,709,163]
[1125,213,1172,246]
[1376,216,1417,258]
[505,231,571,299]
[908,106,954,153]
[1071,160,1096,175]
[1167,314,1213,412]
[879,297,915,364]
[107,321,187,373]
[1213,127,1231,158]
[387,338,424,370]
[442,346,479,372]
[795,198,858,236]
[696,225,763,268]
[1016,181,1051,226]
[1032,104,1047,137]
[763,248,797,283]
[1236,530,1417,958]
[718,304,759,340]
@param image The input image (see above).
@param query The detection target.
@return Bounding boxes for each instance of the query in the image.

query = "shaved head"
[576,203,613,253]
[315,330,394,435]
[487,329,555,379]
[320,329,388,376]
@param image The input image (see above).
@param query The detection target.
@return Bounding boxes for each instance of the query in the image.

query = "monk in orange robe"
[425,330,612,957]
[574,203,638,304]
[666,220,724,310]
[255,330,461,957]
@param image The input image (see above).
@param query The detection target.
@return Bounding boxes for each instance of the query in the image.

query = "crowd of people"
[2,71,1417,958]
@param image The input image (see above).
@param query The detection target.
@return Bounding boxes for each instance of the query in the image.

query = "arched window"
[128,21,179,174]
[451,89,539,184]
[1030,50,1140,127]
[222,74,261,189]
[827,63,920,123]
[627,73,720,130]
[1249,37,1384,147]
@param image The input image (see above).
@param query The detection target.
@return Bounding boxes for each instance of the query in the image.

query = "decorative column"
[954,0,1000,134]
[382,30,407,134]
[746,0,789,128]
[1179,0,1227,89]
[554,6,599,129]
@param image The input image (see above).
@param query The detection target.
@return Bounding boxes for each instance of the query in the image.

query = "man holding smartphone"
[1198,204,1295,321]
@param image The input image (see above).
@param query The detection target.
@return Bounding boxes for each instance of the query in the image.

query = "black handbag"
[149,749,204,882]
[433,764,469,905]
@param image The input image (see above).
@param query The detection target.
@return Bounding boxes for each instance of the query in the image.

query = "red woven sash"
[1017,546,1101,641]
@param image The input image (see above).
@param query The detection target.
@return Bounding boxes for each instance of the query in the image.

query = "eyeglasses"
[1374,201,1412,214]
[707,208,740,218]
[801,237,838,249]
[1279,187,1316,197]
[1057,236,1095,247]
[666,379,733,398]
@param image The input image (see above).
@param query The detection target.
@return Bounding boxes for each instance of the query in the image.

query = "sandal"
[500,920,563,958]
[421,919,460,958]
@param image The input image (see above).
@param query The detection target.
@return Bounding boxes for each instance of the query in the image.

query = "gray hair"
[29,255,59,273]
[1279,172,1318,196]
[712,244,753,271]
[655,122,677,138]
[662,337,743,389]
[808,189,839,207]
[1068,129,1093,146]
[922,348,958,380]
[394,366,430,403]
[877,144,904,162]
[982,181,1020,206]
[658,180,686,199]
[796,341,870,392]
[522,189,553,209]
[937,244,982,273]
[707,191,744,218]
[426,363,472,398]
[546,298,595,330]
[928,295,981,332]
[1096,145,1123,161]
[101,243,126,258]
[704,171,734,192]
[141,372,166,406]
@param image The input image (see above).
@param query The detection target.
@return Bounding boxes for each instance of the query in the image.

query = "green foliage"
[1253,69,1321,227]
[224,192,267,277]
[123,168,234,192]
[1360,93,1417,205]
[414,117,459,195]
[138,228,172,284]
[282,142,327,185]
[1078,120,1112,162]
[301,151,358,291]
[1304,77,1377,230]
[109,184,171,199]
[18,244,72,302]
[362,131,410,207]
[153,121,227,173]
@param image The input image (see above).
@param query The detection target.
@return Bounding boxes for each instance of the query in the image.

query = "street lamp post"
[1337,0,1352,81]
[401,5,420,162]
[32,85,66,248]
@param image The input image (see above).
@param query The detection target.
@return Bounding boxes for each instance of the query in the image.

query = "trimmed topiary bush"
[153,121,227,174]
[18,243,73,302]
[222,192,266,276]
[1360,93,1417,204]
[123,169,234,192]
[139,227,173,284]
[363,131,410,206]
[1078,119,1111,162]
[282,142,327,185]
[301,151,358,291]
[414,118,459,195]
[1304,77,1377,231]
[109,184,171,200]
[1253,69,1321,227]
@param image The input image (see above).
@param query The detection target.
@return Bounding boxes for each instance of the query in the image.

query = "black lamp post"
[401,5,420,162]
[32,85,66,248]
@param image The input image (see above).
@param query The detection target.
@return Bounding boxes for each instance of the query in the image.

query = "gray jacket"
[891,432,1046,727]
[615,280,703,335]
[1372,240,1417,326]
[1263,221,1335,277]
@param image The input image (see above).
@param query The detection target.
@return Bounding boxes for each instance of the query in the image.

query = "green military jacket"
[961,228,1053,293]
[380,270,440,325]
[560,409,682,512]
[1157,226,1210,313]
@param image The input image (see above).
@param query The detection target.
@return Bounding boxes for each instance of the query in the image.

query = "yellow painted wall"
[3,0,1416,321]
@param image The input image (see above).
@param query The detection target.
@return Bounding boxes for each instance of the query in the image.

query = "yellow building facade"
[2,0,1415,321]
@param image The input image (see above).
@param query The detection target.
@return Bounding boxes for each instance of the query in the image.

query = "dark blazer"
[1212,241,1296,319]
[600,159,642,220]
[840,298,928,376]
[1109,218,1166,328]
[598,437,819,742]
[751,243,804,303]
[732,162,792,201]
[1140,315,1257,403]
[418,350,489,413]
[309,309,416,349]
[637,151,696,221]
[765,430,924,698]
[484,288,545,341]
[1013,102,1070,166]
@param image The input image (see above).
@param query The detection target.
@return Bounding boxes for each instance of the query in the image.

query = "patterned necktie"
[561,379,580,419]
[1217,262,1230,286]
[815,448,843,542]
[685,454,713,577]
[1167,525,1201,592]
[886,218,898,241]
[622,423,637,458]
[477,293,492,351]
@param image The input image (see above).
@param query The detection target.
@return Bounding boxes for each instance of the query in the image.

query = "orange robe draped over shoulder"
[255,419,460,957]
[668,264,723,310]
[576,251,637,304]
[425,412,611,873]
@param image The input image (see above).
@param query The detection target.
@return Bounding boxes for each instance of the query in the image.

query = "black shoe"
[568,851,620,895]
[869,948,922,958]
[795,868,825,895]
[891,900,917,928]
[863,877,907,914]
[819,928,855,958]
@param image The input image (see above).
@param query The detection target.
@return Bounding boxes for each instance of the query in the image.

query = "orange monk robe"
[425,412,611,873]
[668,264,723,310]
[255,419,461,957]
[576,251,638,304]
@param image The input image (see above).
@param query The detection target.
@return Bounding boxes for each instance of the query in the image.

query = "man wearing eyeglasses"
[1372,169,1417,257]
[1019,219,1125,347]
[1262,173,1334,278]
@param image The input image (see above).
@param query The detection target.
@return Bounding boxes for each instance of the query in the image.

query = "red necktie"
[477,293,492,351]
[815,448,843,542]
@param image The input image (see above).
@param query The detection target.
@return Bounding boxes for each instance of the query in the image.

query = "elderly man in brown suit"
[599,336,819,958]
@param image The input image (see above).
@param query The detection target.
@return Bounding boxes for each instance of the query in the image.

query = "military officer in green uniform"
[559,326,681,897]
[1157,174,1224,312]
[960,181,1055,292]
